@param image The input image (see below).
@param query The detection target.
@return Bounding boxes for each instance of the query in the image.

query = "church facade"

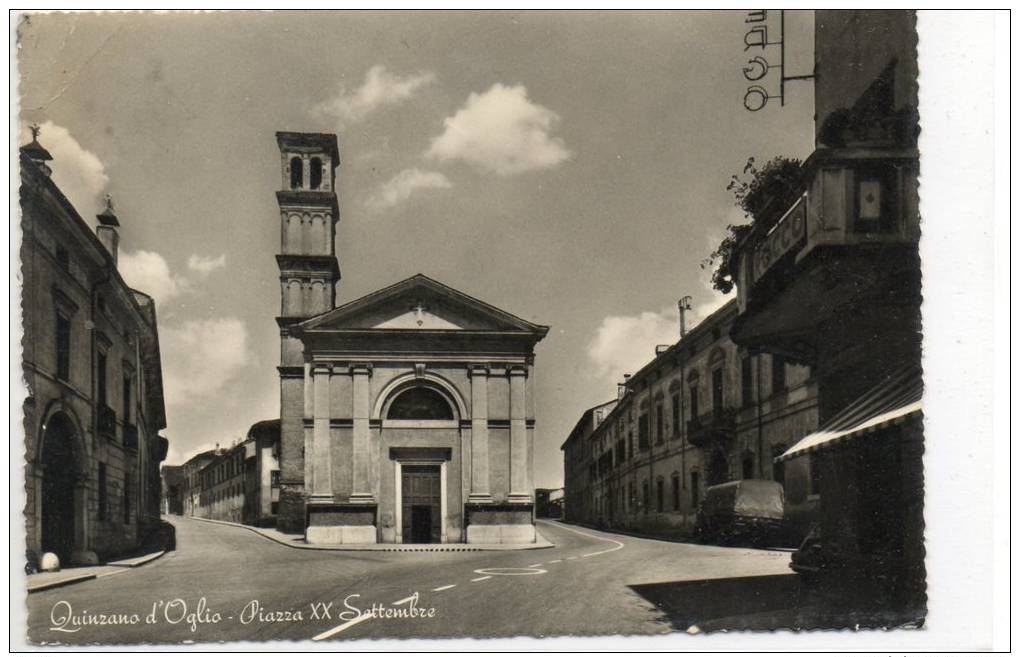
[273,132,548,544]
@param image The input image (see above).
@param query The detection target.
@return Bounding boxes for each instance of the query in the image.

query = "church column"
[309,364,332,501]
[350,363,374,502]
[468,364,491,502]
[508,365,530,502]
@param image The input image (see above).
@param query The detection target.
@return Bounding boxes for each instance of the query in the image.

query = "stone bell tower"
[274,131,340,533]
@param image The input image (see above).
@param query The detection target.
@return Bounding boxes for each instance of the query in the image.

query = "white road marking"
[391,595,416,605]
[566,556,577,560]
[528,563,542,568]
[470,575,492,582]
[550,559,562,563]
[538,520,626,558]
[312,613,373,641]
[432,584,457,591]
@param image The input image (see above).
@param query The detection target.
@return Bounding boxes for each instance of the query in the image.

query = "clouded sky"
[17,10,814,486]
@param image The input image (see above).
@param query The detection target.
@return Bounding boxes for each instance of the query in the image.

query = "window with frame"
[741,355,753,407]
[271,470,281,488]
[637,414,650,450]
[56,313,71,381]
[690,471,700,508]
[671,473,681,511]
[742,453,755,479]
[771,355,786,395]
[655,478,664,512]
[55,245,70,272]
[98,463,108,522]
[642,480,650,514]
[688,384,699,420]
[670,393,681,438]
[654,404,664,445]
[122,372,132,424]
[711,368,724,415]
[809,452,822,496]
[772,444,787,485]
[123,475,132,524]
[97,351,108,407]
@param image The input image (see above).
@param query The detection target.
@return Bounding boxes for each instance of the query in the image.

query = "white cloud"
[314,65,435,126]
[365,168,452,212]
[426,83,572,176]
[187,253,227,276]
[587,306,680,386]
[29,121,109,218]
[159,318,251,408]
[118,250,188,307]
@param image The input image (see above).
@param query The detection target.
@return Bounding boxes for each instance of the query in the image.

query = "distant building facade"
[195,442,250,523]
[243,419,281,526]
[180,449,218,517]
[20,129,169,565]
[562,301,818,541]
[176,419,281,526]
[271,133,549,545]
[161,465,184,515]
[535,488,564,519]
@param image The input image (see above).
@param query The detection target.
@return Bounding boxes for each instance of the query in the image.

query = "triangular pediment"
[297,274,548,334]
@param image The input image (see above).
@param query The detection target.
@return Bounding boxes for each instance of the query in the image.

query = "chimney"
[617,373,632,400]
[96,195,120,266]
[21,124,53,176]
[655,344,671,356]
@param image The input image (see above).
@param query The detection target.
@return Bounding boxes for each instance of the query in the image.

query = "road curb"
[107,550,166,568]
[27,573,97,594]
[187,516,555,551]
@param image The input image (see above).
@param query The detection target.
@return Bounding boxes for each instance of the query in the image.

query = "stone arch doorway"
[707,450,729,486]
[39,412,82,563]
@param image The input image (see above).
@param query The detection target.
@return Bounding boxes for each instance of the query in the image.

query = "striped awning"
[777,366,923,462]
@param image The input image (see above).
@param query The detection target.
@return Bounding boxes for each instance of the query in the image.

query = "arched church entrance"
[382,383,460,544]
[40,412,80,563]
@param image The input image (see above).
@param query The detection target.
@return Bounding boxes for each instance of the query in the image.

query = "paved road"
[26,516,795,645]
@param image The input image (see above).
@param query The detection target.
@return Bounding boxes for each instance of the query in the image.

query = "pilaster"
[350,362,374,503]
[508,365,530,502]
[468,364,491,502]
[308,364,332,502]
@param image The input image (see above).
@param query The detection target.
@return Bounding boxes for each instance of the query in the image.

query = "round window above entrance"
[386,386,454,420]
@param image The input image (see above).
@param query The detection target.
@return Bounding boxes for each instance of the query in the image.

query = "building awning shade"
[777,366,923,462]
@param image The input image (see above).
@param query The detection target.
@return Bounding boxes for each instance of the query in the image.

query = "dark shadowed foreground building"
[271,133,548,544]
[732,10,924,623]
[20,129,169,566]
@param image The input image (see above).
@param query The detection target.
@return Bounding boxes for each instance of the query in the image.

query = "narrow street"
[27,516,796,644]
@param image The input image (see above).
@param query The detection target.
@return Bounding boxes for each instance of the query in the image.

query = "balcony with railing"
[97,404,117,438]
[731,149,920,361]
[686,407,737,449]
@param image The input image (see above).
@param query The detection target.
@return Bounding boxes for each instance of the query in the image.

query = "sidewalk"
[189,516,555,551]
[26,550,167,594]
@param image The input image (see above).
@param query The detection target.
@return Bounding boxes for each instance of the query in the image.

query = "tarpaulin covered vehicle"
[695,479,785,547]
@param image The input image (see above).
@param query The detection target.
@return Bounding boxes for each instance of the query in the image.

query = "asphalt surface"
[25,515,795,645]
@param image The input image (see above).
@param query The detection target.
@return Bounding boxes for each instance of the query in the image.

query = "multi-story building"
[561,398,617,525]
[196,441,250,523]
[243,419,281,527]
[20,128,169,566]
[563,300,818,541]
[180,449,218,517]
[731,10,923,620]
